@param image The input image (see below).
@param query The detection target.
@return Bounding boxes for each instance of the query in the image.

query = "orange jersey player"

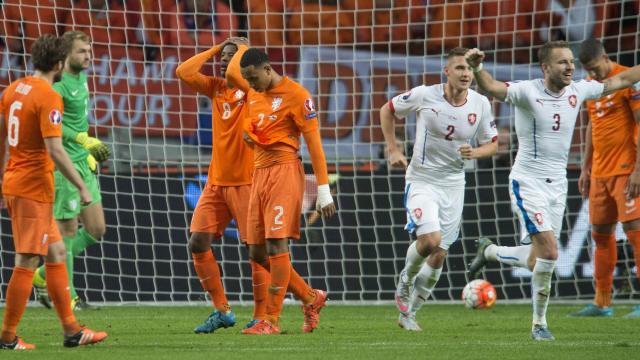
[0,35,107,350]
[238,48,336,335]
[572,38,640,318]
[175,37,253,333]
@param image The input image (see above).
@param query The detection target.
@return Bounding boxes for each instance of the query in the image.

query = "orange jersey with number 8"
[1,76,63,203]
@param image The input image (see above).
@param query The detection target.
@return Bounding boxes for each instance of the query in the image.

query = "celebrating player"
[0,34,107,350]
[466,41,640,340]
[32,31,110,311]
[382,47,498,331]
[569,38,640,318]
[238,48,336,335]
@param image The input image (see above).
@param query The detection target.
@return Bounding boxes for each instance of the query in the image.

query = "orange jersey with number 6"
[585,63,640,178]
[1,76,63,203]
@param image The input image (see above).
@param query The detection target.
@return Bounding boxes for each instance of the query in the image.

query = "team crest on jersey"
[568,95,577,108]
[468,113,477,125]
[49,109,62,125]
[413,208,422,219]
[272,96,283,111]
[534,212,544,225]
[234,90,245,99]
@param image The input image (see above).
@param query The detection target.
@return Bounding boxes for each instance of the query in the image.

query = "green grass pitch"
[1,304,638,359]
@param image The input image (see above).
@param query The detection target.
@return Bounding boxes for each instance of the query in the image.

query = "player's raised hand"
[626,169,640,199]
[465,48,485,69]
[388,149,408,169]
[578,168,591,197]
[459,143,476,160]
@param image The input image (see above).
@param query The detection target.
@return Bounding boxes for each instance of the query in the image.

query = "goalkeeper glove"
[76,132,111,162]
[87,154,98,174]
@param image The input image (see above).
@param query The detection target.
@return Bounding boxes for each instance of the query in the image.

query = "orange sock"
[288,268,316,305]
[625,230,640,282]
[192,250,230,313]
[265,252,291,324]
[592,231,616,308]
[45,262,81,335]
[250,260,270,320]
[1,266,35,343]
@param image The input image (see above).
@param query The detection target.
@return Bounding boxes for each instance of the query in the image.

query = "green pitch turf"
[1,304,638,359]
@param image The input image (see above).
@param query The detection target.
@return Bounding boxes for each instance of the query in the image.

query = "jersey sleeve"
[576,79,605,101]
[293,88,319,133]
[389,85,424,119]
[477,96,498,144]
[504,80,528,106]
[39,92,64,138]
[629,81,640,112]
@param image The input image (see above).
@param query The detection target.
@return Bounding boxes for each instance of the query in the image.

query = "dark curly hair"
[31,34,66,72]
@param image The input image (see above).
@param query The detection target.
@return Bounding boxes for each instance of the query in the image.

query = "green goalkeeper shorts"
[53,158,102,220]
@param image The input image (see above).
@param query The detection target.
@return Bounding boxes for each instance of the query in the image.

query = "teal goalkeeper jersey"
[52,71,90,162]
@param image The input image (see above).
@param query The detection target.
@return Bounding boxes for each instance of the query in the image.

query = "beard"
[53,70,63,82]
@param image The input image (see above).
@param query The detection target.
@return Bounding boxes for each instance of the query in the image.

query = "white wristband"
[316,184,333,210]
[471,63,483,73]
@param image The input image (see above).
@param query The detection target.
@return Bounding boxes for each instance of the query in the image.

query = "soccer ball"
[462,279,497,309]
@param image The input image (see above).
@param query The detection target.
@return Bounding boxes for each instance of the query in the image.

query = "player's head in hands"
[61,31,91,75]
[444,47,473,92]
[240,48,278,92]
[31,34,66,82]
[578,38,611,82]
[538,40,575,91]
[219,42,238,77]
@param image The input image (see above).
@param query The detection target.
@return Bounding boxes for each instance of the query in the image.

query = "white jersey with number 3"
[505,79,604,179]
[390,84,497,186]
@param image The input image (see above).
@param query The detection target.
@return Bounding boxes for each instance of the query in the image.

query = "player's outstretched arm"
[44,136,92,206]
[380,102,407,169]
[602,64,640,96]
[175,43,223,94]
[302,129,336,219]
[465,48,508,101]
[225,38,251,93]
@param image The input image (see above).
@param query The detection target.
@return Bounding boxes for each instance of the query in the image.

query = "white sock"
[485,244,531,269]
[531,258,556,327]
[401,241,425,283]
[408,263,442,314]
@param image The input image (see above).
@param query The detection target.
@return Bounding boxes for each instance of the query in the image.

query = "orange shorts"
[190,183,251,242]
[589,174,640,224]
[5,195,62,256]
[246,161,305,245]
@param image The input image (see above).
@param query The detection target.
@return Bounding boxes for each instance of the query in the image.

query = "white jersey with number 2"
[390,83,497,187]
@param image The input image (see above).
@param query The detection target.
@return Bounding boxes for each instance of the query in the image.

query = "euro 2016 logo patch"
[49,109,62,125]
[534,212,544,225]
[271,96,283,111]
[468,113,477,125]
[304,98,317,120]
[413,208,422,219]
[568,95,577,108]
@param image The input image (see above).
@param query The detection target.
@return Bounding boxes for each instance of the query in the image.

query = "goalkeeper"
[33,31,110,310]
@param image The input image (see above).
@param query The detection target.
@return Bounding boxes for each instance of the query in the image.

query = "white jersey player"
[380,47,498,331]
[465,40,640,341]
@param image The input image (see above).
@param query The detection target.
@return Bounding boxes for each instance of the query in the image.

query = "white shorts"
[508,175,567,245]
[404,181,464,251]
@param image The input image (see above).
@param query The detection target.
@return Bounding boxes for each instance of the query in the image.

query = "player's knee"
[248,245,268,264]
[15,254,40,269]
[86,223,106,240]
[188,232,213,253]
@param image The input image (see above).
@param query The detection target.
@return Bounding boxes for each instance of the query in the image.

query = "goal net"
[0,0,639,304]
